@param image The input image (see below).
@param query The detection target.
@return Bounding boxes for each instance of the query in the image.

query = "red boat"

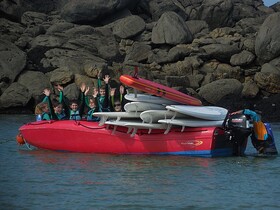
[18,119,249,157]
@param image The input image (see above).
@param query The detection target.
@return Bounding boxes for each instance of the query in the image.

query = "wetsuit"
[60,91,85,120]
[85,96,100,121]
[97,78,110,112]
[243,109,268,141]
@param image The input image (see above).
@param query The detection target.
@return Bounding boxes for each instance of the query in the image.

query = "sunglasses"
[114,104,121,107]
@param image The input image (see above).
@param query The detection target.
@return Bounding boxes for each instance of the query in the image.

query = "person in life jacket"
[59,83,86,121]
[110,85,126,112]
[42,88,67,120]
[34,102,52,121]
[84,87,100,121]
[34,88,57,121]
[52,99,67,120]
[232,109,277,154]
[97,72,110,112]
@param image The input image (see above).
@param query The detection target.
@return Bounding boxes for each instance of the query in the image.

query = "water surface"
[1,115,280,209]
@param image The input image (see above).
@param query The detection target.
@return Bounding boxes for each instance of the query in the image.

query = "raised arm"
[42,88,57,120]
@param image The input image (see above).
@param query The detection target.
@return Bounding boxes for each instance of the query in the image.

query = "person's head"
[113,100,122,112]
[35,102,49,114]
[99,85,106,96]
[88,96,97,109]
[69,100,79,111]
[52,99,63,114]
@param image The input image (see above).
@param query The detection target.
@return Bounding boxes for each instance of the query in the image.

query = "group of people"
[35,74,126,122]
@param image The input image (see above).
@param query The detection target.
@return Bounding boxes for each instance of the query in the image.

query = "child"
[34,102,51,121]
[41,88,60,120]
[35,88,57,121]
[110,85,126,112]
[52,99,67,120]
[59,83,86,120]
[85,87,100,121]
[97,73,110,112]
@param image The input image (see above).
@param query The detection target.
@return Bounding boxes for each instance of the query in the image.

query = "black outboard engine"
[225,113,252,156]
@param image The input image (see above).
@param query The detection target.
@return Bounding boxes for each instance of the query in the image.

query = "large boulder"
[152,11,193,45]
[17,71,51,98]
[112,15,146,39]
[0,82,31,108]
[47,68,74,85]
[230,50,256,66]
[241,78,259,98]
[0,40,26,93]
[254,72,280,93]
[61,0,139,24]
[198,78,243,104]
[197,0,234,29]
[255,12,280,63]
[138,0,188,22]
[186,20,209,38]
[40,48,106,74]
[202,43,241,63]
[0,18,25,43]
[125,42,151,63]
[0,0,61,21]
[261,63,280,75]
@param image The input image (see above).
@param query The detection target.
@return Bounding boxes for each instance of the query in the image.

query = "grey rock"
[0,18,25,43]
[261,63,280,75]
[21,11,47,26]
[61,0,138,24]
[197,0,234,30]
[0,40,26,91]
[17,71,51,98]
[241,78,259,98]
[202,43,241,62]
[62,83,80,101]
[140,0,188,21]
[46,22,75,35]
[148,48,170,64]
[230,50,256,66]
[254,72,280,93]
[198,78,243,104]
[74,74,96,90]
[241,38,255,53]
[113,15,146,39]
[255,12,280,63]
[48,68,74,85]
[186,20,209,38]
[41,48,106,74]
[125,42,151,63]
[234,16,266,34]
[163,56,203,76]
[152,11,193,45]
[0,82,31,108]
[269,56,280,71]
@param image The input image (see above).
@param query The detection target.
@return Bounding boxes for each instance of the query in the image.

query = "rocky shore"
[0,0,280,121]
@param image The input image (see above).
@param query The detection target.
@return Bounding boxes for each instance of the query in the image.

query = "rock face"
[0,0,280,121]
[198,79,243,104]
[61,0,139,23]
[255,12,280,63]
[152,11,193,45]
[0,40,26,93]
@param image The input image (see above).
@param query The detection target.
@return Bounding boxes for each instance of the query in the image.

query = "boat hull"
[19,120,245,157]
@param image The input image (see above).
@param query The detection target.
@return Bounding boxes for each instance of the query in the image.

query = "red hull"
[19,120,238,157]
[120,75,202,106]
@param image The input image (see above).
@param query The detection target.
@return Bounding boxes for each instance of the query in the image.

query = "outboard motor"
[225,113,252,156]
[251,123,278,155]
